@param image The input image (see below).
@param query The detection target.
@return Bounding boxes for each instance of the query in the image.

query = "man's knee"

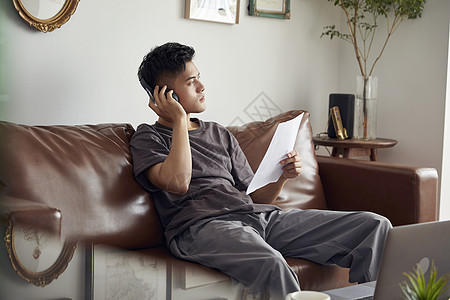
[353,211,392,282]
[248,252,299,298]
[261,251,289,271]
[357,211,392,233]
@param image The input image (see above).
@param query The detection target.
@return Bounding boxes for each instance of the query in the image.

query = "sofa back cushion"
[0,122,163,249]
[227,110,327,210]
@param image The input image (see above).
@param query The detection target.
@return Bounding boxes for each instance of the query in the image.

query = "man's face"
[172,61,206,114]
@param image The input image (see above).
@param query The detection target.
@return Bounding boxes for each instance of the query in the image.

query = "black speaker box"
[327,93,355,138]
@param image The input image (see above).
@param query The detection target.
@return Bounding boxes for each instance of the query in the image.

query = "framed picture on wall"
[4,215,77,287]
[249,0,291,19]
[185,0,240,24]
[86,245,168,300]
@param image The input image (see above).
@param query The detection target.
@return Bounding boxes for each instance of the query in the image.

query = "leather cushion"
[0,122,163,248]
[227,110,327,210]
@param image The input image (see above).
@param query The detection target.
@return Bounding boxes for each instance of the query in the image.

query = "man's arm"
[250,151,303,204]
[145,86,192,195]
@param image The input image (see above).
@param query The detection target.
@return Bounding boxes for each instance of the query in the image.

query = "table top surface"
[312,136,398,149]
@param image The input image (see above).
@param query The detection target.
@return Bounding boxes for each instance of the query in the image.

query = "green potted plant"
[321,0,426,140]
[400,261,449,300]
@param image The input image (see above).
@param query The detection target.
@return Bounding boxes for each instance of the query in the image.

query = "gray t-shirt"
[130,119,279,244]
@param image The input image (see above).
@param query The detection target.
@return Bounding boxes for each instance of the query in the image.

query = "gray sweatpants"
[169,209,392,299]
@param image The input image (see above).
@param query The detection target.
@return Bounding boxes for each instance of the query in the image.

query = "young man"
[130,42,392,299]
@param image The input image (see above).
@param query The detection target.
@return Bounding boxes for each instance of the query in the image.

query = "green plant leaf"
[404,271,421,296]
[425,263,438,298]
[400,261,449,300]
[401,282,420,300]
[322,0,427,79]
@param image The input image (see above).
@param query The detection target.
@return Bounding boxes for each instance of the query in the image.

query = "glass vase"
[354,76,378,140]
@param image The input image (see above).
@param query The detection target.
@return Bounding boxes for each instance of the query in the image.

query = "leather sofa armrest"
[1,195,61,235]
[317,156,438,226]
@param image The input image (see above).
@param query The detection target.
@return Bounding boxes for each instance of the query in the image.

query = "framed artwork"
[185,0,240,24]
[12,0,80,32]
[182,262,229,289]
[4,218,76,287]
[249,0,291,19]
[87,245,167,300]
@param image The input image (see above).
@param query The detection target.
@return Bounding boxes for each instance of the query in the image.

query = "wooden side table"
[312,136,398,161]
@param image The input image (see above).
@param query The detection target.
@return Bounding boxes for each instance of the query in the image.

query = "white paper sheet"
[246,113,304,195]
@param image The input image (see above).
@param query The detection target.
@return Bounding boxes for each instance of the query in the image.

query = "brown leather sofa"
[0,110,438,293]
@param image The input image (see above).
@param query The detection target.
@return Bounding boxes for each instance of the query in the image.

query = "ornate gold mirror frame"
[4,218,77,287]
[12,0,80,33]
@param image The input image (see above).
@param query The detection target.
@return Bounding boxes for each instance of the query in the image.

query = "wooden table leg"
[370,148,378,161]
[331,147,339,157]
[343,148,351,158]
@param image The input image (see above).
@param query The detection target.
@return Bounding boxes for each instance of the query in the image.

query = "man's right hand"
[148,85,186,125]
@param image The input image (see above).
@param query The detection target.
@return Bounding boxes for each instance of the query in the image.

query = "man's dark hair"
[138,42,195,90]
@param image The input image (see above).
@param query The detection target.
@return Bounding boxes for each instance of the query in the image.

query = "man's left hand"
[280,150,303,180]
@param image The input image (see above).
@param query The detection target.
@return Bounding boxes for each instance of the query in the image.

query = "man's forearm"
[250,177,288,204]
[163,120,192,191]
[147,119,192,194]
